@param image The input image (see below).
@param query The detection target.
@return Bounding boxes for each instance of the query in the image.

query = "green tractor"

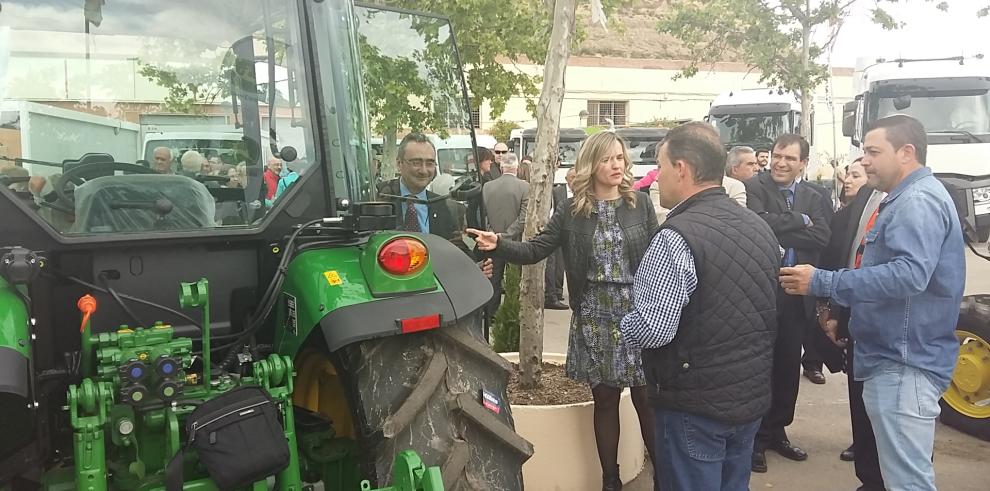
[0,1,532,489]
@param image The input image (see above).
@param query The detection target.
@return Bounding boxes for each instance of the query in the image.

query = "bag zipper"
[189,400,270,443]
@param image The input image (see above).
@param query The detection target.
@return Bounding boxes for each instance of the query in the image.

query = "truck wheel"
[297,312,533,490]
[940,295,990,441]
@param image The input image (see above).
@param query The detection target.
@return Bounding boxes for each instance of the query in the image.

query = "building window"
[470,108,481,129]
[587,100,628,126]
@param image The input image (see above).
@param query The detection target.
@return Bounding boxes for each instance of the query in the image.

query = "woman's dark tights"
[591,384,657,476]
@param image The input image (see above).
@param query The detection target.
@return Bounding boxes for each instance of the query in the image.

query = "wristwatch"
[815,302,831,318]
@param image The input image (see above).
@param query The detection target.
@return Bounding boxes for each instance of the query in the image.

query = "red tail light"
[377,237,429,275]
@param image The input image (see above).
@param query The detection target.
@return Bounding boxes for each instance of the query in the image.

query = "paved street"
[538,247,990,490]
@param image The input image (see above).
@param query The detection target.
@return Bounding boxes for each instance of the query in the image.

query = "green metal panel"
[273,234,442,357]
[0,277,30,358]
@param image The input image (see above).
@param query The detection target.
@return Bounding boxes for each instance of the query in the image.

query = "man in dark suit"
[815,184,886,491]
[745,133,831,473]
[483,153,529,314]
[379,133,461,241]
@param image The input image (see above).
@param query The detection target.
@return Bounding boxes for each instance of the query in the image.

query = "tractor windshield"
[0,0,325,235]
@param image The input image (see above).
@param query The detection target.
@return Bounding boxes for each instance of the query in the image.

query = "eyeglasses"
[493,150,508,155]
[403,158,437,169]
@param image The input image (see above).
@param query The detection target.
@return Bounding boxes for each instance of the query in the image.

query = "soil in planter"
[508,362,593,406]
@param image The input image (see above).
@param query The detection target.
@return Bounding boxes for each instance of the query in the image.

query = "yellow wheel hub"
[293,350,356,439]
[944,330,990,419]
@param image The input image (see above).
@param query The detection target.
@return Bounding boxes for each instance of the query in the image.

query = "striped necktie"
[781,188,796,267]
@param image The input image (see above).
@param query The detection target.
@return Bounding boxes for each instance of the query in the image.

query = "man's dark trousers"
[755,292,805,449]
[489,257,507,316]
[544,249,564,304]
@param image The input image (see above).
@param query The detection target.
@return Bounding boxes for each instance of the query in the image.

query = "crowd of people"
[383,115,965,491]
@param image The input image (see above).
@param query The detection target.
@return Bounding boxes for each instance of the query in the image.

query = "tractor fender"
[275,233,493,356]
[0,281,33,461]
[0,280,30,399]
[318,234,492,352]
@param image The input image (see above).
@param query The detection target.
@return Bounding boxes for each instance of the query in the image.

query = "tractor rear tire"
[335,312,533,490]
[940,295,990,441]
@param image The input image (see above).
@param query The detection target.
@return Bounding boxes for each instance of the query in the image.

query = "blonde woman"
[469,131,658,490]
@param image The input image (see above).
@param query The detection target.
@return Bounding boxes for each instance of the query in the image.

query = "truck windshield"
[522,139,584,166]
[0,0,318,236]
[872,91,990,138]
[625,138,662,164]
[711,113,789,148]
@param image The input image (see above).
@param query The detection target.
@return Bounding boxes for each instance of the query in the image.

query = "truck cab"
[517,127,588,184]
[707,88,809,152]
[842,56,990,241]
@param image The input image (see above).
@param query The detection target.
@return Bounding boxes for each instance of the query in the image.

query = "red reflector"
[399,314,441,334]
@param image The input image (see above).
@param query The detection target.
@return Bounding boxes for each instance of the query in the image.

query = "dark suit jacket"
[815,185,876,373]
[495,193,658,311]
[745,172,831,266]
[380,178,461,244]
[746,172,832,317]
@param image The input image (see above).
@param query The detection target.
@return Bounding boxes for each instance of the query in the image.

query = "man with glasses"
[493,141,510,164]
[379,133,456,235]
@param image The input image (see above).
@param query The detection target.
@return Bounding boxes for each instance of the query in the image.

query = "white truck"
[842,55,990,241]
[0,101,140,176]
[512,127,588,184]
[706,88,812,152]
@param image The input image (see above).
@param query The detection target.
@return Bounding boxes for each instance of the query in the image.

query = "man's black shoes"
[544,300,568,310]
[803,368,826,385]
[770,440,808,461]
[751,451,768,473]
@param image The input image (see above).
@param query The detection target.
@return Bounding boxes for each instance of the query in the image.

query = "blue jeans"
[654,408,760,491]
[862,363,944,491]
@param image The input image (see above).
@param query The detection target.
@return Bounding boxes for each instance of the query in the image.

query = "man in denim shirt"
[780,115,965,491]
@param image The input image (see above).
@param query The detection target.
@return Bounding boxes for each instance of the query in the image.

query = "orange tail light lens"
[377,237,429,275]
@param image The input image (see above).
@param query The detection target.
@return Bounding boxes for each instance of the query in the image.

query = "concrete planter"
[501,352,647,490]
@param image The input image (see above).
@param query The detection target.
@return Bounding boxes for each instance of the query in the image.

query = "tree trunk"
[382,127,398,181]
[799,0,813,141]
[518,0,577,389]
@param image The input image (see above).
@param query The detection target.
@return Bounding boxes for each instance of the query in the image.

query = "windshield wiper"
[932,130,986,143]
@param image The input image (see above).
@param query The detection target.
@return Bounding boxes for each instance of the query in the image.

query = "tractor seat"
[72,175,217,233]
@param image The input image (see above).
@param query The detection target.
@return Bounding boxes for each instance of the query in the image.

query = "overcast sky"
[828,0,990,68]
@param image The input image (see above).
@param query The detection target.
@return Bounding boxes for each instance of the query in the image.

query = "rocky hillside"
[573,0,737,61]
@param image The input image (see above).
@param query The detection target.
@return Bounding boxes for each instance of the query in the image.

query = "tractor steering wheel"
[54,162,158,207]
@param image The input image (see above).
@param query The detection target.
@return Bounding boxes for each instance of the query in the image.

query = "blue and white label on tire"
[482,388,502,414]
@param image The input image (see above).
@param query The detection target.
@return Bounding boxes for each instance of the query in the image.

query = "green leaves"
[490,120,521,144]
[372,0,551,122]
[658,0,832,96]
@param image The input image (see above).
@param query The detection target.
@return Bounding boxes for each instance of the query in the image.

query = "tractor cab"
[1,1,528,490]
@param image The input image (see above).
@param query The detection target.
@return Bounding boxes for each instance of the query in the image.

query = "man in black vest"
[621,122,780,491]
[745,133,831,472]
